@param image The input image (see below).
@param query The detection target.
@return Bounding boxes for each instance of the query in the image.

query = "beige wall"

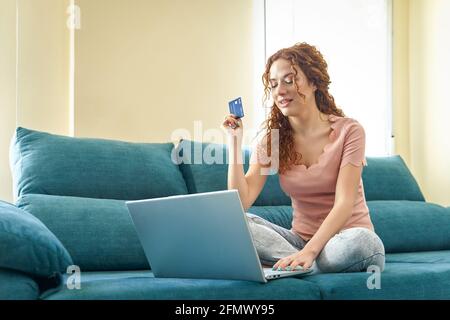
[17,0,70,135]
[0,0,70,202]
[0,0,255,201]
[408,0,450,206]
[393,0,450,206]
[393,0,410,165]
[74,0,255,144]
[0,0,17,203]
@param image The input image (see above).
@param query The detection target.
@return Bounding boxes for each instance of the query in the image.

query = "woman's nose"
[274,83,288,96]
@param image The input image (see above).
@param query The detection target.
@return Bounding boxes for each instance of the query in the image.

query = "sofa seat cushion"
[41,270,321,300]
[10,127,188,200]
[302,261,450,299]
[0,268,40,300]
[386,250,450,264]
[16,194,148,272]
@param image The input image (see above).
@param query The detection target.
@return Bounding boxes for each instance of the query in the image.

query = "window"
[257,0,392,156]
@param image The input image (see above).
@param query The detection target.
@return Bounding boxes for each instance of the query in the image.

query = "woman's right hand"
[222,114,244,139]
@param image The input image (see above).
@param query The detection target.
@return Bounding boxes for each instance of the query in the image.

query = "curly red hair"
[260,42,345,174]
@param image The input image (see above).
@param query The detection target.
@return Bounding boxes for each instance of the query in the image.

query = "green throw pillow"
[0,200,73,277]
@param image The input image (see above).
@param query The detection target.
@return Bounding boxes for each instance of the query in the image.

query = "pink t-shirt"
[250,115,374,241]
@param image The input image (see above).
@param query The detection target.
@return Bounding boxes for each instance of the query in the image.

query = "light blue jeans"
[246,212,385,274]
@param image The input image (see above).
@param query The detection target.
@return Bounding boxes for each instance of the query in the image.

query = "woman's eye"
[284,78,294,84]
[269,77,294,89]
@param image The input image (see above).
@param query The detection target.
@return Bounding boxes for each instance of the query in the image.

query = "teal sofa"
[1,126,450,300]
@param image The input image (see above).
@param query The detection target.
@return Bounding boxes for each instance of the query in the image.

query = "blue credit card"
[228,97,244,118]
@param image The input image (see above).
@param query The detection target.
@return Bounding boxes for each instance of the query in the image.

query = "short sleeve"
[340,121,367,169]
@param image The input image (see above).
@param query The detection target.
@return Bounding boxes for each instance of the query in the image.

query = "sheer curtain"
[262,0,392,156]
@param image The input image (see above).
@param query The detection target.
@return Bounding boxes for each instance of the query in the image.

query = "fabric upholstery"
[303,261,450,300]
[0,268,40,300]
[368,201,450,252]
[362,156,425,201]
[42,270,321,300]
[10,127,188,200]
[0,200,73,278]
[16,194,149,272]
[176,139,291,206]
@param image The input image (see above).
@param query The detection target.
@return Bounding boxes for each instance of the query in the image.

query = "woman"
[222,42,385,274]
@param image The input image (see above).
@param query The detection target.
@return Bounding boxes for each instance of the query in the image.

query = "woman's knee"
[245,212,265,224]
[316,227,385,273]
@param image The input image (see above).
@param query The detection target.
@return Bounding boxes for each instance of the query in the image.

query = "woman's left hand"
[272,249,317,271]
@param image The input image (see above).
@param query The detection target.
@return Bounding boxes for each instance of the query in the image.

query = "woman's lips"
[279,99,292,108]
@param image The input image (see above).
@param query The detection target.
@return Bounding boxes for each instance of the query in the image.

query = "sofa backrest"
[10,127,188,200]
[175,139,291,206]
[176,140,425,203]
[247,203,450,253]
[8,129,430,271]
[10,129,424,203]
[362,156,425,201]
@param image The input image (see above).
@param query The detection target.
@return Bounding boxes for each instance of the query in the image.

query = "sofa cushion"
[41,270,321,300]
[175,140,291,206]
[0,268,40,300]
[16,194,149,272]
[10,127,188,200]
[368,201,450,253]
[247,201,450,254]
[0,200,73,278]
[176,140,423,204]
[302,261,450,299]
[247,206,293,230]
[362,156,425,201]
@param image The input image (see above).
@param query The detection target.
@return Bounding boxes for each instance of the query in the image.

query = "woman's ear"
[307,79,317,92]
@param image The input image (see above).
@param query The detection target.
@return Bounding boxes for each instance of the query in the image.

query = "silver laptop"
[126,190,312,283]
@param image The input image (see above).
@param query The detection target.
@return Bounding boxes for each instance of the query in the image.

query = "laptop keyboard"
[263,267,307,275]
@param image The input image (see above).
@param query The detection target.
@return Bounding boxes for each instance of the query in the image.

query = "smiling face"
[268,58,317,116]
